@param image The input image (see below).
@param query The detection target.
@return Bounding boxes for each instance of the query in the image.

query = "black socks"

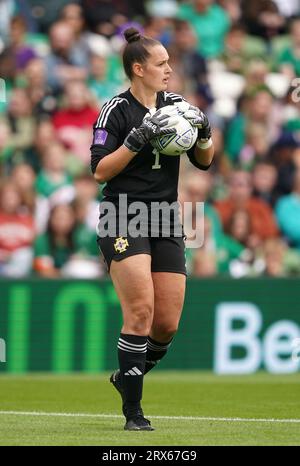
[118,333,147,416]
[144,336,173,374]
[117,333,173,418]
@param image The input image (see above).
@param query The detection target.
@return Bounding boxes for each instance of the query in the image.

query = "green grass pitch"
[0,372,299,446]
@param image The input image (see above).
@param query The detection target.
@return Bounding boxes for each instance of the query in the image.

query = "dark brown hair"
[122,27,160,80]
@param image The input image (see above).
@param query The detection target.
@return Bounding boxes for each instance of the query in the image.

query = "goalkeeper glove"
[176,102,211,141]
[124,107,177,153]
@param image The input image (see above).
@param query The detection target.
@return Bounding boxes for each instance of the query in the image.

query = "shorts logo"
[114,236,129,253]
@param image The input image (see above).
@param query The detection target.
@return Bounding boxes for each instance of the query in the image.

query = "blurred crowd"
[1,0,300,279]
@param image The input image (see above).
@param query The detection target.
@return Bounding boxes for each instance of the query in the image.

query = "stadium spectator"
[225,86,279,163]
[276,17,300,79]
[275,168,300,249]
[23,58,58,118]
[181,170,222,238]
[34,142,73,199]
[255,236,300,277]
[21,119,57,174]
[252,161,278,206]
[44,21,87,93]
[10,162,49,234]
[0,180,35,277]
[0,120,12,174]
[261,237,287,276]
[73,174,100,231]
[10,163,36,214]
[1,87,36,171]
[191,249,217,277]
[167,20,208,88]
[24,0,72,33]
[33,202,102,278]
[271,132,300,196]
[52,79,98,164]
[60,3,86,41]
[188,215,245,275]
[214,170,279,244]
[87,53,123,105]
[238,122,270,170]
[222,23,267,75]
[219,0,242,23]
[177,0,231,58]
[224,208,252,248]
[1,15,36,72]
[241,0,286,41]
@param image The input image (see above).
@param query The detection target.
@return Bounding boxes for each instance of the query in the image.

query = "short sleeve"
[90,97,128,174]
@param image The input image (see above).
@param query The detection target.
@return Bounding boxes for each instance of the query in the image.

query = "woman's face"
[230,211,250,242]
[50,205,75,235]
[139,44,172,93]
[0,185,21,213]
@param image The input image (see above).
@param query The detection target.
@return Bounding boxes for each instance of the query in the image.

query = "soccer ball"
[149,104,198,156]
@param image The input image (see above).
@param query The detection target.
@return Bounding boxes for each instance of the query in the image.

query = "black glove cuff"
[197,126,212,141]
[123,133,144,153]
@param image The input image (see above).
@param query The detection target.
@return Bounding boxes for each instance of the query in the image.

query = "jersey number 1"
[152,148,161,169]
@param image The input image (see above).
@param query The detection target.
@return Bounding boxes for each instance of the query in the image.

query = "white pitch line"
[0,411,300,424]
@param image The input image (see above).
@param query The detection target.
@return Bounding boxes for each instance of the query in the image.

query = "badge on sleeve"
[93,128,108,145]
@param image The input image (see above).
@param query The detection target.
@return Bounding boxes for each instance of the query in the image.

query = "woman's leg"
[144,272,186,373]
[110,254,154,335]
[110,253,155,429]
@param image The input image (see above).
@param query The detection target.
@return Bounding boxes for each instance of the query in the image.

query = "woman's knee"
[123,300,153,335]
[151,322,179,342]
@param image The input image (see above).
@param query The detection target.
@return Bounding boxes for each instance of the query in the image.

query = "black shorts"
[97,234,186,275]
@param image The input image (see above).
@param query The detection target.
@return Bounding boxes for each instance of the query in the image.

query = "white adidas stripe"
[147,341,170,352]
[164,92,184,101]
[118,338,147,349]
[117,342,147,353]
[96,97,128,128]
[125,366,143,376]
[101,99,125,128]
[96,97,122,128]
[95,99,114,128]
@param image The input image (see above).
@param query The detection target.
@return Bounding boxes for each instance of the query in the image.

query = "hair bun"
[124,27,141,43]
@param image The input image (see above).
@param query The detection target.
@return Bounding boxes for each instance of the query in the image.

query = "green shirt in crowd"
[34,224,99,270]
[177,2,230,58]
[35,170,73,198]
[277,47,300,76]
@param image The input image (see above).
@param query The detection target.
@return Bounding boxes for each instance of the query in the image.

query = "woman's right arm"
[93,145,137,184]
[91,106,177,184]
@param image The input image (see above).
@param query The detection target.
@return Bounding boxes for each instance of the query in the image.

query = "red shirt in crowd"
[52,106,99,129]
[0,213,35,253]
[214,197,279,240]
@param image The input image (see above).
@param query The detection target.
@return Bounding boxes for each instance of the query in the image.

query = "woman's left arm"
[179,102,214,169]
[193,138,214,168]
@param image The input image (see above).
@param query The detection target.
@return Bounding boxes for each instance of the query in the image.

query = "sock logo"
[124,366,143,376]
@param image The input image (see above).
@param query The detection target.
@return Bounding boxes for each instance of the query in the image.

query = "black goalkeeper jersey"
[90,89,209,203]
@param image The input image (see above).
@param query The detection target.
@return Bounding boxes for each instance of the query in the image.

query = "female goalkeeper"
[90,27,214,431]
